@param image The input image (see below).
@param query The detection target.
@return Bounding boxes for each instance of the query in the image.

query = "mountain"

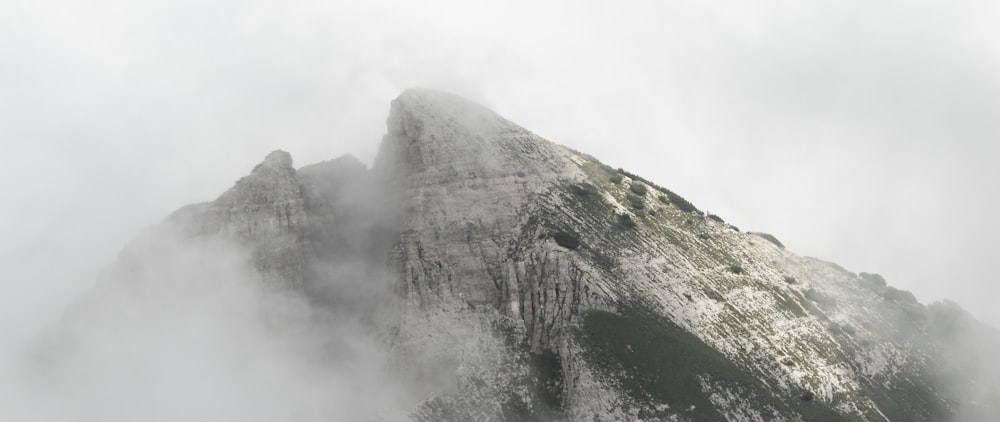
[70,89,1000,421]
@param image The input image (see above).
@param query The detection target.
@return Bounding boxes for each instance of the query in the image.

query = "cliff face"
[97,89,1000,421]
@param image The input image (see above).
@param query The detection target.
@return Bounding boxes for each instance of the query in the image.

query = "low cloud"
[1,226,414,422]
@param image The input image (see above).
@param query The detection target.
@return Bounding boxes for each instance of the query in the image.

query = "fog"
[1,211,419,420]
[1,0,999,420]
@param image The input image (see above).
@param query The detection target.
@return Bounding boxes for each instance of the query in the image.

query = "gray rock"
[93,89,1000,421]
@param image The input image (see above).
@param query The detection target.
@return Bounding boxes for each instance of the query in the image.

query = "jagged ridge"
[101,88,1000,421]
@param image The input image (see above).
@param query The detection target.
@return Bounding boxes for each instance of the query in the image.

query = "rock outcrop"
[95,89,1000,421]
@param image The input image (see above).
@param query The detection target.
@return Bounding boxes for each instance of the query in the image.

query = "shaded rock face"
[376,90,595,323]
[374,91,617,419]
[150,149,308,290]
[99,89,1000,421]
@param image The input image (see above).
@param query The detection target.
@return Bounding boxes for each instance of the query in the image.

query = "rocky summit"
[93,89,1000,421]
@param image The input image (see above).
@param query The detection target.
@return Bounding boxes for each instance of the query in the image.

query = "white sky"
[2,0,999,335]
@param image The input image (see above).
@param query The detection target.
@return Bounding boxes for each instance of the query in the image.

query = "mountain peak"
[82,89,1000,421]
[260,149,293,170]
[386,88,510,140]
[394,88,493,117]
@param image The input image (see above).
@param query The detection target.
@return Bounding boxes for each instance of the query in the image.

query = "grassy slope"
[575,302,848,421]
[540,151,958,421]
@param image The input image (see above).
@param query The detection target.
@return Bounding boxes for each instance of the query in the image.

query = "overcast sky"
[2,0,999,338]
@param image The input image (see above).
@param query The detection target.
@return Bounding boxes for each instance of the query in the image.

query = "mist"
[2,0,1000,420]
[3,0,999,327]
[0,216,418,421]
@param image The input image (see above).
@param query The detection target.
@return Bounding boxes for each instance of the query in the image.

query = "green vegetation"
[501,391,563,422]
[751,232,785,249]
[590,250,617,273]
[617,213,637,229]
[552,232,581,250]
[614,168,672,197]
[570,182,597,197]
[859,272,887,289]
[703,288,725,302]
[883,286,917,303]
[577,307,737,420]
[495,351,567,421]
[626,194,645,210]
[575,302,848,421]
[661,190,699,214]
[557,181,609,218]
[552,150,956,422]
[707,214,725,223]
[773,292,808,318]
[629,182,648,197]
[858,374,951,422]
[531,350,564,409]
